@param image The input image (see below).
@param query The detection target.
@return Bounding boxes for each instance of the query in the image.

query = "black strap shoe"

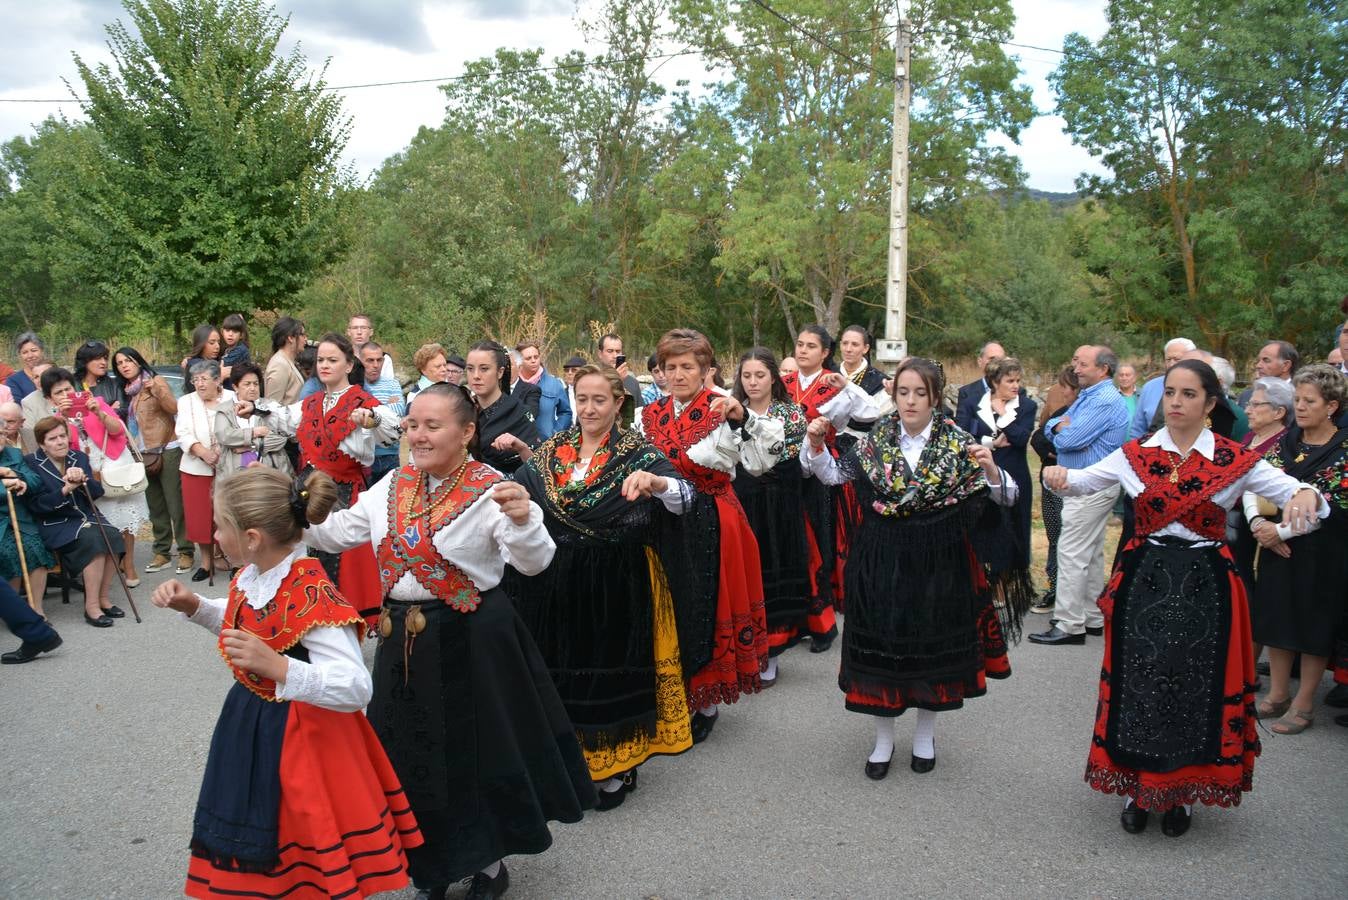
[910,753,936,774]
[84,613,114,628]
[1161,806,1192,837]
[464,862,509,900]
[102,605,125,619]
[1027,626,1085,645]
[810,627,838,653]
[690,711,718,744]
[1120,802,1149,834]
[864,753,893,781]
[1085,625,1103,636]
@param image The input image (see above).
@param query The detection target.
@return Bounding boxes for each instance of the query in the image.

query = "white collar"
[976,389,1018,424]
[840,360,867,380]
[235,544,307,609]
[900,419,934,446]
[1141,427,1215,460]
[797,369,822,389]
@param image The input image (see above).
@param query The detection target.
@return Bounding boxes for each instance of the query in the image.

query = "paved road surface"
[2,548,1345,899]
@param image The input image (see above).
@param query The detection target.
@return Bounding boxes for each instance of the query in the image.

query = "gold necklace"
[409,459,469,521]
[1166,448,1192,484]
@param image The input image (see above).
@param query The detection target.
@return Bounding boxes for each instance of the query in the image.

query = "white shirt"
[186,545,372,713]
[303,467,556,599]
[1055,428,1327,543]
[800,418,1018,505]
[797,369,890,432]
[738,409,792,477]
[175,389,238,477]
[258,386,401,467]
[665,389,750,477]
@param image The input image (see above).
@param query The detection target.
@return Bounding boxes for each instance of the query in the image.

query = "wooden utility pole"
[877,14,911,365]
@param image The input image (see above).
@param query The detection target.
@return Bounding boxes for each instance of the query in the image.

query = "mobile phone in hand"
[615,355,627,368]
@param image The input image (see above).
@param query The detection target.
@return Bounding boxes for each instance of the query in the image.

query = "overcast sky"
[0,0,1108,192]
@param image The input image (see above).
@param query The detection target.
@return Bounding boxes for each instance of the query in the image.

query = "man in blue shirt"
[514,341,572,440]
[1130,337,1196,439]
[1030,345,1130,645]
[359,341,405,486]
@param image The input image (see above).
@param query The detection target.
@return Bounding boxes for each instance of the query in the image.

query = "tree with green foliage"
[1053,0,1347,358]
[68,0,353,332]
[670,0,1035,338]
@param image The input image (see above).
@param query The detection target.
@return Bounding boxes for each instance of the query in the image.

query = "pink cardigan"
[68,395,128,461]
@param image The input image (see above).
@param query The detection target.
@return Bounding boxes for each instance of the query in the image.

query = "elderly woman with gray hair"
[6,332,47,402]
[1229,377,1295,592]
[173,360,235,582]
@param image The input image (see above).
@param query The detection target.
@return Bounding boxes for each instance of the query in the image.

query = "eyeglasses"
[1245,401,1275,409]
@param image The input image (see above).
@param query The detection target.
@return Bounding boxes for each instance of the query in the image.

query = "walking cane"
[80,482,142,623]
[4,487,36,611]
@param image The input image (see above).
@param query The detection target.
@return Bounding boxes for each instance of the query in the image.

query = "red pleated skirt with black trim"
[1084,540,1260,812]
[686,491,768,709]
[186,703,422,899]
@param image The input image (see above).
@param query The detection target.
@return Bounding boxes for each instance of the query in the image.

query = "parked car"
[152,365,185,398]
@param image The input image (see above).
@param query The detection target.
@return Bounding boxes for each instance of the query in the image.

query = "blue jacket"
[24,448,112,551]
[533,370,573,439]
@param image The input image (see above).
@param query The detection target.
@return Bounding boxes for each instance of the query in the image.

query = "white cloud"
[0,0,1112,191]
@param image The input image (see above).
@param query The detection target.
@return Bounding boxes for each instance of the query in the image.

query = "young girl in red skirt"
[1042,360,1327,837]
[152,467,421,898]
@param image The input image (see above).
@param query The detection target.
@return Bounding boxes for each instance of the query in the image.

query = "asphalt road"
[2,547,1345,900]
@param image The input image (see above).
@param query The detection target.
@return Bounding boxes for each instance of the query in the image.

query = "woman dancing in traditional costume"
[732,347,811,684]
[1042,360,1326,837]
[304,383,594,900]
[642,329,769,743]
[508,365,698,810]
[802,357,1027,780]
[784,325,885,647]
[242,333,399,626]
[152,467,421,899]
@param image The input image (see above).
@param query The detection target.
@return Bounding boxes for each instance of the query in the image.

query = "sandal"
[1271,707,1314,735]
[1255,697,1291,720]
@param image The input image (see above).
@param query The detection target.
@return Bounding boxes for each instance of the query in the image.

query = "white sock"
[763,657,778,680]
[869,716,895,763]
[699,703,719,718]
[481,860,501,878]
[598,777,623,793]
[912,709,936,760]
[1183,803,1192,814]
[1123,796,1137,810]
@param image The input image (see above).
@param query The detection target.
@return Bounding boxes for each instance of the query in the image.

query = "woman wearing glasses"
[174,361,235,582]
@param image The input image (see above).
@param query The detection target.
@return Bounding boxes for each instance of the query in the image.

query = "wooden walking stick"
[80,482,142,623]
[4,487,36,611]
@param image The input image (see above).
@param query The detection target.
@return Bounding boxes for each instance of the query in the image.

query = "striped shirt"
[364,376,406,460]
[1045,379,1129,469]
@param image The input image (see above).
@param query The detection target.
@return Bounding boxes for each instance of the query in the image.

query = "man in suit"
[515,341,572,439]
[507,349,542,421]
[955,341,1011,432]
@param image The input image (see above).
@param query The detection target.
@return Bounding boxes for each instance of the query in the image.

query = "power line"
[0,24,890,105]
[746,0,882,78]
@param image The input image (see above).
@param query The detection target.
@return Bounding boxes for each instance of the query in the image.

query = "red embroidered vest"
[642,390,730,495]
[1124,434,1260,540]
[783,370,842,450]
[375,463,501,613]
[299,388,381,485]
[221,558,363,701]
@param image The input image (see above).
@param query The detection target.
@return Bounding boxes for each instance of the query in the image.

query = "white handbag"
[99,439,149,497]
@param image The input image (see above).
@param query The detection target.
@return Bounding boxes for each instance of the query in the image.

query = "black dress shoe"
[910,753,936,774]
[1161,806,1191,837]
[864,753,893,781]
[464,862,509,900]
[1085,625,1103,636]
[1027,626,1084,645]
[190,568,210,582]
[690,711,718,744]
[102,605,125,619]
[1324,683,1348,708]
[1,633,63,664]
[84,613,114,628]
[810,628,837,653]
[1120,803,1149,834]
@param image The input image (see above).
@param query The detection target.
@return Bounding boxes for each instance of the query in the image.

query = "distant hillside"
[1015,187,1083,208]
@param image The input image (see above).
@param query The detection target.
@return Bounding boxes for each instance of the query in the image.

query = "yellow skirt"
[584,548,694,781]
